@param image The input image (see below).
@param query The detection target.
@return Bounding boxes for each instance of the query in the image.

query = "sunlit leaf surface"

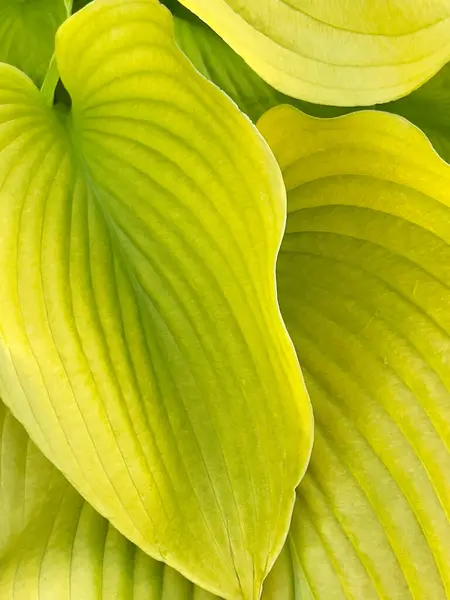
[260,106,450,599]
[0,2,313,598]
[177,0,450,105]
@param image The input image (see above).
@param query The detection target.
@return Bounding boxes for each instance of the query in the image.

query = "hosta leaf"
[172,5,279,122]
[0,1,313,598]
[0,402,57,556]
[5,97,449,600]
[0,0,69,85]
[259,106,450,598]
[72,0,90,10]
[0,400,219,600]
[0,398,303,600]
[385,63,450,163]
[171,5,346,123]
[170,4,450,162]
[176,0,450,106]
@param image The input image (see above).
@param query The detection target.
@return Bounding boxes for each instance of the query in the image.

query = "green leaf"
[171,5,450,163]
[176,0,450,106]
[0,398,305,600]
[171,7,351,122]
[172,10,282,122]
[259,105,450,598]
[0,400,219,600]
[172,14,278,123]
[6,101,450,600]
[0,0,69,86]
[0,397,318,600]
[384,63,450,163]
[0,1,313,598]
[72,0,90,10]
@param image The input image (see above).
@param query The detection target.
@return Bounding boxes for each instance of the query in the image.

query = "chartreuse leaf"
[384,63,450,163]
[4,106,450,600]
[0,0,69,86]
[5,98,449,600]
[65,0,450,161]
[0,401,57,556]
[0,398,301,600]
[170,4,450,163]
[259,105,450,598]
[0,1,313,598]
[170,5,350,122]
[0,400,219,600]
[176,0,450,106]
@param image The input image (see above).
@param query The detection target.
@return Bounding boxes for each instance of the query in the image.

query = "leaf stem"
[65,0,74,15]
[40,55,60,107]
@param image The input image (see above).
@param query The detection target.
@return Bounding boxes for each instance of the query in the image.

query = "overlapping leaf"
[0,1,313,598]
[2,87,450,600]
[176,0,450,106]
[385,63,450,163]
[259,106,450,598]
[0,397,309,600]
[0,400,220,600]
[170,3,450,163]
[169,3,347,121]
[0,0,69,85]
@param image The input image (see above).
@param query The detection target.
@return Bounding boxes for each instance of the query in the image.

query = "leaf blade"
[176,0,450,106]
[0,0,68,86]
[259,106,450,599]
[0,2,313,598]
[0,401,220,600]
[169,5,450,164]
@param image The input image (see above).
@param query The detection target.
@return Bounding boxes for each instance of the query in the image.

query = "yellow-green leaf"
[384,63,450,163]
[168,4,450,163]
[0,400,219,600]
[177,0,450,106]
[0,0,69,85]
[171,5,347,123]
[5,96,449,600]
[259,105,450,598]
[0,398,300,600]
[0,2,313,598]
